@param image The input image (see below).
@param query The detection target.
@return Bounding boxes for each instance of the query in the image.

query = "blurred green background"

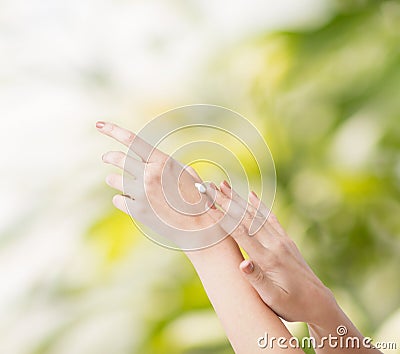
[0,0,399,353]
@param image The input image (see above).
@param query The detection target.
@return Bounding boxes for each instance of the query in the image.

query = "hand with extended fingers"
[97,120,334,326]
[97,121,381,354]
[96,121,224,249]
[203,181,338,327]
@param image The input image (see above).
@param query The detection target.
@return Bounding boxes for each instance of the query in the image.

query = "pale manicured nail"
[96,121,105,129]
[242,260,254,274]
[206,200,216,209]
[222,180,231,189]
[250,190,258,198]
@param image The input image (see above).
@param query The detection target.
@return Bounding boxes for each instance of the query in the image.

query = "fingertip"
[248,190,259,206]
[249,190,259,201]
[96,121,105,129]
[206,199,216,210]
[219,181,235,200]
[240,259,254,274]
[112,194,122,206]
[222,180,231,189]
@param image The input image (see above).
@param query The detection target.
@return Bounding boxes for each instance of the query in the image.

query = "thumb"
[239,259,265,285]
[240,259,274,306]
[240,260,283,311]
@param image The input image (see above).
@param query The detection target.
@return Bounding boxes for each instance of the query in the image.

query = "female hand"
[96,121,224,250]
[204,180,338,327]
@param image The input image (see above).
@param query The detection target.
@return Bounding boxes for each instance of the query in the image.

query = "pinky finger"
[112,194,133,215]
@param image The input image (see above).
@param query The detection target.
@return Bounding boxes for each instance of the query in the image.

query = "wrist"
[307,292,365,342]
[308,286,346,332]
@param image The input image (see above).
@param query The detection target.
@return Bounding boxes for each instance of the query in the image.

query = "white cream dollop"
[194,182,206,194]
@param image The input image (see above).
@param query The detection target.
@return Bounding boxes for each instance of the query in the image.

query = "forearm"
[308,301,382,354]
[185,237,302,354]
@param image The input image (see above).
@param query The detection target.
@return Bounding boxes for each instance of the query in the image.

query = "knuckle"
[267,252,280,267]
[253,270,264,283]
[271,237,289,253]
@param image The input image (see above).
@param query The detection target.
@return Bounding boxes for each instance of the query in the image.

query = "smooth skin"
[97,121,301,353]
[204,182,383,354]
[97,121,381,353]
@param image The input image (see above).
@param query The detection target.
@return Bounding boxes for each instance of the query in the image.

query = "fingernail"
[96,121,105,129]
[210,182,218,190]
[206,200,216,209]
[250,191,258,198]
[222,180,231,189]
[242,260,254,274]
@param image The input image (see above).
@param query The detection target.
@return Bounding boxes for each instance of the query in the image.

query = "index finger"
[205,199,266,262]
[96,121,165,162]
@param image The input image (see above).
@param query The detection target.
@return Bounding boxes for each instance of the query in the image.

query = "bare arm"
[203,181,382,354]
[96,121,302,353]
[187,238,301,353]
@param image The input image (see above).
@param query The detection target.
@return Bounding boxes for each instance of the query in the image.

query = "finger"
[219,183,264,220]
[96,121,164,162]
[219,181,267,235]
[106,173,123,192]
[219,180,252,211]
[106,173,139,196]
[204,183,246,220]
[239,259,279,302]
[214,184,265,234]
[206,202,265,260]
[102,151,143,178]
[112,194,130,214]
[249,191,286,236]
